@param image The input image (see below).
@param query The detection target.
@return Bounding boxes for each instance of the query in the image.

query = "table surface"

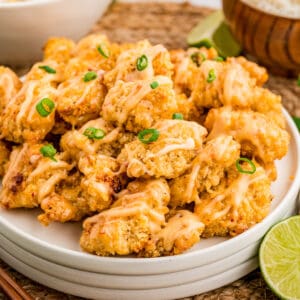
[1,2,299,300]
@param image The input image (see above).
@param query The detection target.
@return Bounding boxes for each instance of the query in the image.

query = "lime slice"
[187,10,223,47]
[292,116,300,131]
[187,10,242,58]
[259,215,300,300]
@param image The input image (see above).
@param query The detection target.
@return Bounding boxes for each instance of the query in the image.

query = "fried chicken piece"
[78,153,127,212]
[205,107,290,165]
[169,135,240,208]
[80,179,170,256]
[57,73,106,127]
[142,210,204,257]
[38,172,90,225]
[195,162,272,237]
[1,80,57,143]
[25,60,64,84]
[102,76,177,132]
[0,140,10,177]
[43,37,75,64]
[227,56,268,86]
[0,66,22,113]
[118,119,207,179]
[103,40,173,89]
[170,47,218,95]
[0,143,74,209]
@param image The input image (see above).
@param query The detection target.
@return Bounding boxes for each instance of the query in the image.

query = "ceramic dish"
[0,246,258,300]
[0,109,299,277]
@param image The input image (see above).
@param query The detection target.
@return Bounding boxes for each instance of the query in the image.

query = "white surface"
[0,110,299,276]
[0,245,258,300]
[0,0,111,65]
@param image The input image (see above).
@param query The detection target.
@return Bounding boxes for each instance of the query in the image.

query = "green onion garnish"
[83,71,97,82]
[215,56,224,62]
[297,75,300,87]
[38,65,56,74]
[292,116,300,131]
[172,113,183,120]
[150,81,159,89]
[207,69,216,83]
[40,145,57,162]
[190,52,206,67]
[36,98,55,117]
[97,44,110,58]
[83,127,106,140]
[236,158,256,174]
[136,55,148,71]
[138,128,159,144]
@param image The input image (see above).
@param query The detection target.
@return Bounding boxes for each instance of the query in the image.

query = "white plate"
[0,110,300,276]
[0,245,258,300]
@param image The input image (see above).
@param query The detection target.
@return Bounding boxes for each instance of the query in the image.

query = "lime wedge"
[212,22,242,58]
[187,10,242,58]
[292,116,300,131]
[259,215,300,300]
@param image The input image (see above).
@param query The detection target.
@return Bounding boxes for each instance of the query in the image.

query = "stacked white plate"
[1,109,300,300]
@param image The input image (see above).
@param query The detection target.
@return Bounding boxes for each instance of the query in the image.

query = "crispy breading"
[80,179,170,256]
[0,140,10,177]
[195,163,272,237]
[118,119,207,179]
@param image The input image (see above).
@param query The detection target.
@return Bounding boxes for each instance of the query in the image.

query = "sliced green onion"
[207,69,216,83]
[292,116,300,131]
[172,113,183,120]
[236,158,256,174]
[138,128,159,144]
[136,54,148,71]
[36,98,55,117]
[83,71,97,82]
[150,81,159,89]
[215,56,224,62]
[97,44,110,58]
[297,75,300,87]
[38,65,56,74]
[83,127,106,140]
[40,145,57,162]
[190,52,206,67]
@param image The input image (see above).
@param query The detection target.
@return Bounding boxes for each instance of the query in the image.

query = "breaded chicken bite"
[170,47,218,95]
[142,210,204,257]
[205,107,290,165]
[169,135,240,208]
[0,140,10,177]
[1,80,57,143]
[195,162,272,237]
[102,76,177,132]
[61,118,134,160]
[80,179,170,256]
[57,72,106,127]
[25,60,64,84]
[103,40,173,89]
[0,66,22,113]
[118,119,207,179]
[0,143,74,209]
[78,153,127,212]
[38,172,90,225]
[227,56,268,86]
[43,37,75,64]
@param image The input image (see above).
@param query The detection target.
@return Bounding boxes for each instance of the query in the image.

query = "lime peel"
[259,215,300,300]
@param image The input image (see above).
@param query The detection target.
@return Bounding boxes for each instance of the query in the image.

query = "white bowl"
[0,109,299,276]
[0,245,258,300]
[0,0,111,66]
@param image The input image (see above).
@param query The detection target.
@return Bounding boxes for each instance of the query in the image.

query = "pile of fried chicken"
[0,35,290,257]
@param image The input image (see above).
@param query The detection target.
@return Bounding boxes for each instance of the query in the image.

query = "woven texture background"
[1,2,300,299]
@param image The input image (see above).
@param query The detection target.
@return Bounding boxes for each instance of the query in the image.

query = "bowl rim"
[239,0,300,20]
[0,0,60,9]
[0,109,299,275]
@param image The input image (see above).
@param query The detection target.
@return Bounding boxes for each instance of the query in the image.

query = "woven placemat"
[1,2,299,299]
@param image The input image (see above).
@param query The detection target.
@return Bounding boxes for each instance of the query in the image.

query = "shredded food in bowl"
[0,34,290,258]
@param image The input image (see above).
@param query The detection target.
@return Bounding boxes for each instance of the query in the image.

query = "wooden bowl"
[222,0,300,76]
